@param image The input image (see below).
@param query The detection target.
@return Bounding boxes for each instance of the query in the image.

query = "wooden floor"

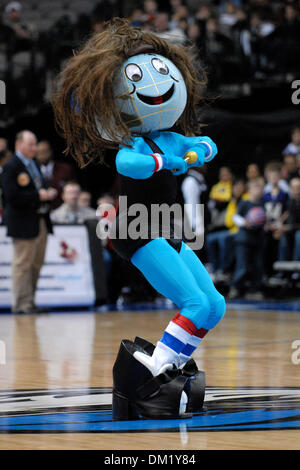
[0,306,300,449]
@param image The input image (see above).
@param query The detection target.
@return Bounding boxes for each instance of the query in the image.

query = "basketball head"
[112,53,187,135]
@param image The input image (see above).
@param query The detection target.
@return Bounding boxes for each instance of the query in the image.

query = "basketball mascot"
[52,18,226,419]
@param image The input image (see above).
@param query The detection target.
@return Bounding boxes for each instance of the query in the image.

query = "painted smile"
[136,83,175,105]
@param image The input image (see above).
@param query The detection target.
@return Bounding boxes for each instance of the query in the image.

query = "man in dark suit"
[35,140,77,209]
[1,130,57,313]
[0,137,12,223]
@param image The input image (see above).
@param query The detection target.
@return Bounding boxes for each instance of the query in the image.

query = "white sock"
[134,341,180,377]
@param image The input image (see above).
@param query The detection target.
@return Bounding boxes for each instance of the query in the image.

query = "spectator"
[226,180,248,224]
[223,177,249,264]
[246,163,262,183]
[91,18,105,34]
[143,0,158,25]
[4,2,36,52]
[194,4,212,37]
[96,192,116,277]
[96,192,116,214]
[0,137,11,175]
[282,154,299,181]
[228,178,266,300]
[0,13,15,53]
[170,0,184,12]
[130,9,146,27]
[181,166,208,237]
[0,137,11,169]
[206,178,248,281]
[195,4,212,22]
[95,191,143,304]
[263,161,290,276]
[35,140,76,209]
[186,21,203,48]
[1,130,57,313]
[205,15,234,53]
[0,137,12,223]
[210,166,233,201]
[203,16,235,87]
[207,166,233,233]
[265,161,290,204]
[283,125,300,156]
[154,11,187,45]
[96,192,117,247]
[263,161,290,221]
[274,1,300,74]
[264,160,290,194]
[51,181,95,224]
[219,1,238,30]
[275,177,300,263]
[230,6,248,42]
[297,152,300,174]
[78,190,92,208]
[170,3,190,30]
[240,11,275,75]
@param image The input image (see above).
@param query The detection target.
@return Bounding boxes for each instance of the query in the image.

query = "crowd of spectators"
[1,0,300,120]
[182,124,300,300]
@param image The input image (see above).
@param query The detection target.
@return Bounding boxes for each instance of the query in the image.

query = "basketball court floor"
[0,301,300,450]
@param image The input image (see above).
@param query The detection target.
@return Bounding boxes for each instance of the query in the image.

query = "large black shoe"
[112,339,192,420]
[134,336,206,414]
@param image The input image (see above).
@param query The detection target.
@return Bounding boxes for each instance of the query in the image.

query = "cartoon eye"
[151,58,169,75]
[125,64,143,82]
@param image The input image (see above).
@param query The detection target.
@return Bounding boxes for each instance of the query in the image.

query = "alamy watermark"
[0,340,6,365]
[96,196,205,250]
[0,80,6,104]
[291,80,300,105]
[291,340,300,365]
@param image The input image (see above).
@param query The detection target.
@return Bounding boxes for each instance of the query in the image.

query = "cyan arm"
[116,148,157,179]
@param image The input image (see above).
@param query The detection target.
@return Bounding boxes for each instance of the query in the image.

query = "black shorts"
[110,213,183,262]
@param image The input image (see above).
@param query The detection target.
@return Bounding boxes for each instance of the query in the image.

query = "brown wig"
[51,17,206,168]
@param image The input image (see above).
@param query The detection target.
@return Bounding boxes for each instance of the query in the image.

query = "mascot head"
[52,18,206,167]
[113,53,187,134]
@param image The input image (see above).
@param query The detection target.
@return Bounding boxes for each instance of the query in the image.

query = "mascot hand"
[163,154,188,175]
[187,137,218,166]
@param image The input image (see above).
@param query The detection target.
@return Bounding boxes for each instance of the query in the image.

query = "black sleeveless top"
[110,138,183,261]
[119,169,177,210]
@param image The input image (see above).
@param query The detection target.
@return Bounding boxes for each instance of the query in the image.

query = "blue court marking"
[0,412,112,425]
[197,421,300,431]
[0,409,300,433]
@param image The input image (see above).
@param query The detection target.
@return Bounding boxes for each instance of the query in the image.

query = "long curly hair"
[51,18,206,168]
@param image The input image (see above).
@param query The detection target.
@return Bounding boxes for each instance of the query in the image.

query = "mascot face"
[113,53,187,134]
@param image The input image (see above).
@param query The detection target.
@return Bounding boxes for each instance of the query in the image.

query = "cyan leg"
[130,238,211,329]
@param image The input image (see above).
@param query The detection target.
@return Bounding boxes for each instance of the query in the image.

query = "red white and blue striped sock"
[134,313,208,376]
[159,312,198,353]
[151,313,205,370]
[178,327,208,365]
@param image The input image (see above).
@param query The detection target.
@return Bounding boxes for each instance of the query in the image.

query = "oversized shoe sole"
[134,336,206,413]
[112,339,192,420]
